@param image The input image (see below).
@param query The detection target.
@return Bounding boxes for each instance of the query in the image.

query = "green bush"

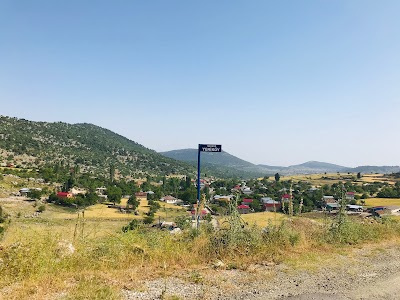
[37,205,46,213]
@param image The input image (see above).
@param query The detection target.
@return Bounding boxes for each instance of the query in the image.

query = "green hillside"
[160,149,269,178]
[0,116,194,178]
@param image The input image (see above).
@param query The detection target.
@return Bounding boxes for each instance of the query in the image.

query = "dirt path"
[123,241,400,300]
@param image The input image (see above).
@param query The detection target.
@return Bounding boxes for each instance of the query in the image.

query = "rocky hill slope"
[0,116,193,178]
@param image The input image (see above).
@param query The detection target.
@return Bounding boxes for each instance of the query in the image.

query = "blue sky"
[1,1,399,167]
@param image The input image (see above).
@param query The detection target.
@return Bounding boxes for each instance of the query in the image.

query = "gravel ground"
[123,242,400,300]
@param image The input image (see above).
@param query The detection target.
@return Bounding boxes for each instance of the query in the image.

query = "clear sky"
[1,1,399,167]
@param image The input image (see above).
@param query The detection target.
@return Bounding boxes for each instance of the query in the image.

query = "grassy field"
[239,211,286,227]
[2,172,400,299]
[279,173,358,185]
[360,174,396,185]
[0,196,190,245]
[3,197,400,299]
[279,173,398,186]
[364,198,400,207]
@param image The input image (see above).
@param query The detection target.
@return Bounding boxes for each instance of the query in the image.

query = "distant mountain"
[258,161,400,175]
[257,161,345,175]
[2,115,397,180]
[160,149,254,168]
[161,149,400,177]
[160,149,266,178]
[291,161,346,170]
[0,116,194,178]
[345,166,400,174]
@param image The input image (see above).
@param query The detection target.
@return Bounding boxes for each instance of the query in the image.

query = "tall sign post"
[196,144,222,229]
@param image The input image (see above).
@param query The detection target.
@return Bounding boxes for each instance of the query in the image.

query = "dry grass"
[280,173,358,185]
[364,198,400,207]
[359,174,396,185]
[237,211,286,228]
[2,208,400,299]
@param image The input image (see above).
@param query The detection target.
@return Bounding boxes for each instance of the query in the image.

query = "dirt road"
[123,241,400,300]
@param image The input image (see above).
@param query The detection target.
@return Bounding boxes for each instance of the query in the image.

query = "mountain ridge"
[1,116,398,179]
[161,149,400,175]
[0,115,194,178]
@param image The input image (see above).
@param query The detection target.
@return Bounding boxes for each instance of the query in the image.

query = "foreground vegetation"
[1,200,400,299]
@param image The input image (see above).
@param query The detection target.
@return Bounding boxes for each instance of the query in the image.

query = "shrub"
[143,215,155,224]
[37,205,46,213]
[122,219,141,232]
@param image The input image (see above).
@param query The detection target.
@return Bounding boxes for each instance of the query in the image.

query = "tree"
[63,176,75,192]
[0,205,4,223]
[107,186,122,205]
[143,214,155,224]
[127,195,139,210]
[109,164,115,182]
[357,172,361,179]
[28,189,42,200]
[275,173,280,182]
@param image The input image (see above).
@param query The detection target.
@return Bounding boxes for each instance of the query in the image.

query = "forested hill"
[160,149,255,168]
[0,116,193,178]
[160,149,269,178]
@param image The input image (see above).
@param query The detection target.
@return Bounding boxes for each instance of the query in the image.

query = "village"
[10,171,400,230]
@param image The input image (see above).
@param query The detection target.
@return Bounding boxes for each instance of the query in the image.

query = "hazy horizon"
[1,1,399,167]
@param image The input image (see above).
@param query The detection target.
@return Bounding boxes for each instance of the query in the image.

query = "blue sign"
[199,144,222,152]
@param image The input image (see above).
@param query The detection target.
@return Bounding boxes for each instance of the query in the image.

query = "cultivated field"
[364,197,400,207]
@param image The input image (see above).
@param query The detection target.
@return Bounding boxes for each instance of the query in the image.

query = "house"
[213,195,232,202]
[260,197,273,203]
[231,185,241,193]
[368,205,400,217]
[242,198,253,205]
[71,187,87,195]
[96,187,107,195]
[57,192,73,198]
[135,192,148,200]
[281,194,292,203]
[242,187,253,195]
[346,204,363,212]
[262,199,281,212]
[370,206,385,213]
[237,204,251,214]
[326,203,340,211]
[19,188,30,197]
[161,195,182,205]
[346,192,355,201]
[322,196,336,205]
[190,208,209,219]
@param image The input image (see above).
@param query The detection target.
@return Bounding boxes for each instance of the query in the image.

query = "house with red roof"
[231,185,241,193]
[135,192,147,199]
[242,198,253,205]
[262,199,282,212]
[281,194,292,202]
[346,192,355,201]
[190,208,209,219]
[237,204,250,214]
[57,192,73,199]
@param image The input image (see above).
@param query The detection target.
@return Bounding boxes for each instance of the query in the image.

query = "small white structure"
[96,187,107,195]
[242,187,252,195]
[346,204,363,212]
[19,188,30,196]
[71,187,87,195]
[161,195,183,205]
